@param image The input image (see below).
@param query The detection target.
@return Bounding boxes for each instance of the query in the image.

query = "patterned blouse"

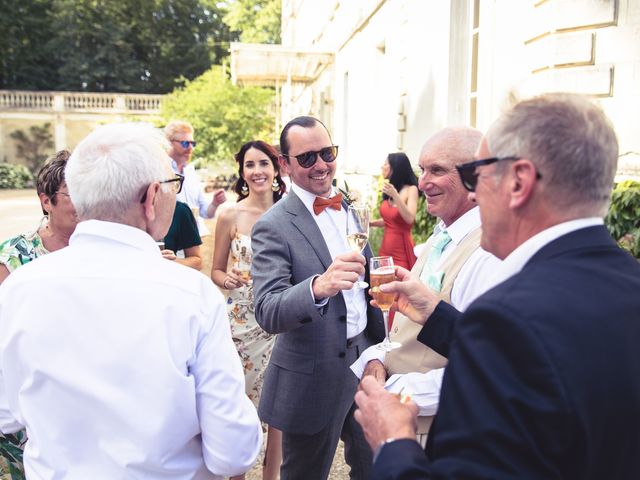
[0,228,49,273]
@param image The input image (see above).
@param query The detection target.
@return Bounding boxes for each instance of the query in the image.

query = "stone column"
[53,93,66,152]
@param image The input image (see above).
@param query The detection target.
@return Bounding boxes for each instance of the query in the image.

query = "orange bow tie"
[313,193,343,215]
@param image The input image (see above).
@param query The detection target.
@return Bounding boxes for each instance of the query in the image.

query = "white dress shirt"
[351,207,500,415]
[290,183,368,339]
[434,207,499,311]
[173,161,212,236]
[0,220,262,479]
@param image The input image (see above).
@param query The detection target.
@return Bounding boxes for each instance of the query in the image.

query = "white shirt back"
[0,220,261,479]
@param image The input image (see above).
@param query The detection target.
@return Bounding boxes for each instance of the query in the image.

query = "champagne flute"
[370,256,401,351]
[234,250,253,305]
[346,204,370,289]
[236,251,253,283]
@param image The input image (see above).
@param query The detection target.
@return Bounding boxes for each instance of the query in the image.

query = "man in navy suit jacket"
[354,93,640,479]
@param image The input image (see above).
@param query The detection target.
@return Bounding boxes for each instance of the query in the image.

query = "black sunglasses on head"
[140,173,184,203]
[456,156,522,192]
[284,145,339,168]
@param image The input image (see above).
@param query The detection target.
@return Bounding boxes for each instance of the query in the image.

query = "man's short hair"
[36,150,71,216]
[486,93,618,217]
[164,120,194,140]
[66,123,171,221]
[279,116,331,156]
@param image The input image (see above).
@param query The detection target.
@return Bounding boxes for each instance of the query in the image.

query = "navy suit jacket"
[374,226,640,479]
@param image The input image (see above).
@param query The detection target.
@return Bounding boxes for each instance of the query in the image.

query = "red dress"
[378,199,417,270]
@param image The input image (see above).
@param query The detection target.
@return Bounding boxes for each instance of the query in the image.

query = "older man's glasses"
[284,145,339,168]
[172,140,197,149]
[140,173,184,203]
[456,156,521,192]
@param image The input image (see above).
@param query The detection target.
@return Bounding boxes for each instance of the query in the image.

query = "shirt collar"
[171,160,192,174]
[70,220,160,255]
[434,207,481,245]
[490,217,604,285]
[290,182,339,216]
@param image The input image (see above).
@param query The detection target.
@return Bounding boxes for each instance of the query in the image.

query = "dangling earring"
[272,178,280,192]
[241,181,249,195]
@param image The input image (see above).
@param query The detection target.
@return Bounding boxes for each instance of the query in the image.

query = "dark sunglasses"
[172,140,197,149]
[284,145,339,168]
[456,156,522,192]
[140,173,184,203]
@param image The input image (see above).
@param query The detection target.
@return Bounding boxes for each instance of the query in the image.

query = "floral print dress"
[227,233,275,408]
[0,224,48,479]
[0,227,49,273]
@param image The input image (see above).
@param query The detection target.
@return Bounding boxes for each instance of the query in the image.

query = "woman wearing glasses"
[371,152,419,269]
[0,151,78,286]
[211,140,286,480]
[0,150,78,473]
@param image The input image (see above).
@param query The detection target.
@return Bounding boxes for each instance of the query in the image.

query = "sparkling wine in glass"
[234,250,253,305]
[370,256,401,351]
[346,204,370,289]
[237,252,253,283]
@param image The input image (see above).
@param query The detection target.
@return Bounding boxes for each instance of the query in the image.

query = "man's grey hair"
[66,123,172,221]
[486,93,618,217]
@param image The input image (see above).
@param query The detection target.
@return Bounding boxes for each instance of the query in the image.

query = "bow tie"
[313,193,343,215]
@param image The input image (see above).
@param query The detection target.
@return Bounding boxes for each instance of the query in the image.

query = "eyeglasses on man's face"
[139,173,184,203]
[284,145,339,168]
[172,139,197,149]
[456,156,521,192]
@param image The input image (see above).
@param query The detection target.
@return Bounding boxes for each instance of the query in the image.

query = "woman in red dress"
[371,152,419,269]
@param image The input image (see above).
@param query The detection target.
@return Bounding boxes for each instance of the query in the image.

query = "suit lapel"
[286,191,334,270]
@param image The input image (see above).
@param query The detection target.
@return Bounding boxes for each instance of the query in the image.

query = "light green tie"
[420,230,452,292]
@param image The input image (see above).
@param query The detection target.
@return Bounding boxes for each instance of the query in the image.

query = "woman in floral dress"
[0,151,78,286]
[0,150,78,476]
[211,140,286,480]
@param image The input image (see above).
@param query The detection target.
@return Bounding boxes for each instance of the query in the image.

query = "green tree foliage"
[0,164,33,189]
[0,0,235,93]
[0,0,58,90]
[161,66,275,166]
[605,180,640,258]
[224,0,281,44]
[9,124,55,176]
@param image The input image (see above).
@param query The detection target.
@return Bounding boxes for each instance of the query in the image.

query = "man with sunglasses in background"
[165,120,227,236]
[354,93,640,479]
[251,116,384,479]
[0,122,262,478]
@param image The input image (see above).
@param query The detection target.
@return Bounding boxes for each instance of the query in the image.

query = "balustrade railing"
[0,90,162,114]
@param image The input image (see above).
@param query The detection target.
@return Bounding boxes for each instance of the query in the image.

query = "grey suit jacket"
[251,191,384,434]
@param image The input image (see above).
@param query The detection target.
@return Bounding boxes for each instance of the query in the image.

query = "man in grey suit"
[252,116,384,479]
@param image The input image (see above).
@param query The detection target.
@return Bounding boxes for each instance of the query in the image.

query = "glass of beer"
[370,256,401,351]
[346,204,370,288]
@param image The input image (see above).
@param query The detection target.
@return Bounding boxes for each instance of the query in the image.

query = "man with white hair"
[352,127,499,446]
[0,123,262,479]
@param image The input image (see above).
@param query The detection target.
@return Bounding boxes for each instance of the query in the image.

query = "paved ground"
[0,189,44,240]
[0,189,351,479]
